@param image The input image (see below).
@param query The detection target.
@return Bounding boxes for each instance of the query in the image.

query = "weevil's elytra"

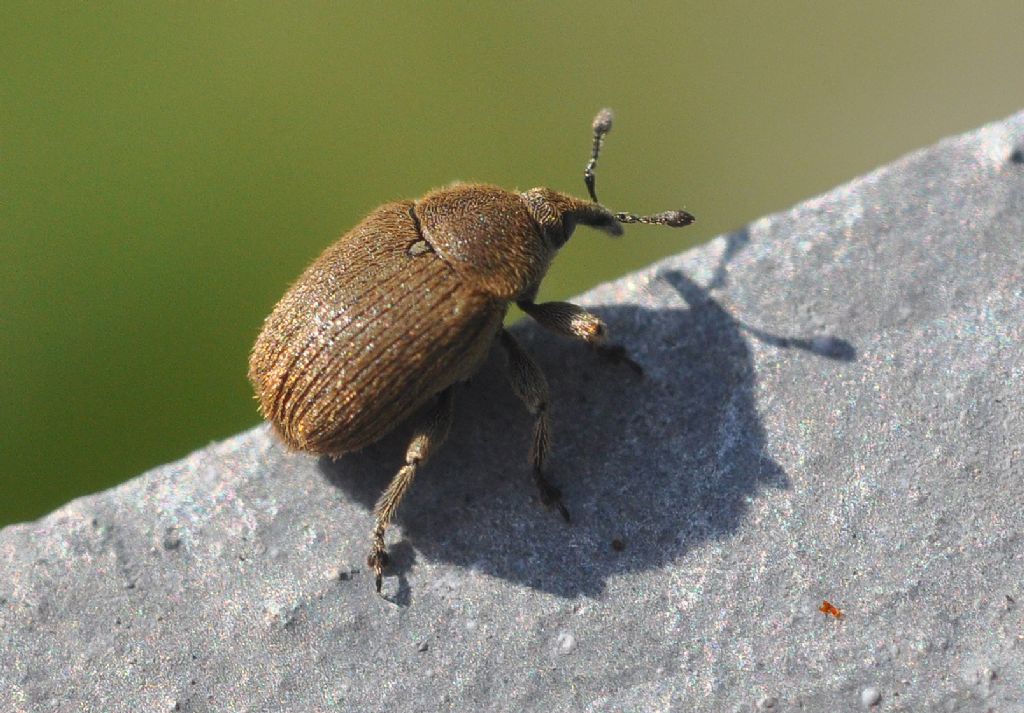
[248,109,694,594]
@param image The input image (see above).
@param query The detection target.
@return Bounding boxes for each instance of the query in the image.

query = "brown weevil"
[248,109,694,593]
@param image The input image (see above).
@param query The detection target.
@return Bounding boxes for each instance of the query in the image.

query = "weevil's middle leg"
[517,300,643,375]
[368,386,455,594]
[499,329,570,522]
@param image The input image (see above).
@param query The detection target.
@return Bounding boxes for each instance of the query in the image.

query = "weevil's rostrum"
[248,109,694,593]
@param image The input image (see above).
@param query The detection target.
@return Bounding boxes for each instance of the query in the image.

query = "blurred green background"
[3,3,1023,527]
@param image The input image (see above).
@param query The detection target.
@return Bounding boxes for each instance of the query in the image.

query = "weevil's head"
[521,187,623,248]
[524,106,696,251]
[412,109,694,302]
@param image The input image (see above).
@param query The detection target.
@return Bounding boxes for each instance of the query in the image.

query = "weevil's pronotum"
[249,109,694,592]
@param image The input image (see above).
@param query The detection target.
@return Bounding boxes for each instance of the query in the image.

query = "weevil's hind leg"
[517,300,643,375]
[499,329,570,522]
[368,386,455,594]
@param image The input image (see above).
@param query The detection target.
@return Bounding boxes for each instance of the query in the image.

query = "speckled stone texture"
[3,112,1024,713]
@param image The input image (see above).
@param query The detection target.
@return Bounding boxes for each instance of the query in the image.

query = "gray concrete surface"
[2,112,1023,712]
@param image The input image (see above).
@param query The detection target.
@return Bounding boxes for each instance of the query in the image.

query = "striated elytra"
[248,109,694,594]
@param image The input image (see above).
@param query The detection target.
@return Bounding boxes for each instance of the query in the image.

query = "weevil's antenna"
[614,209,695,227]
[584,108,614,203]
[582,108,695,229]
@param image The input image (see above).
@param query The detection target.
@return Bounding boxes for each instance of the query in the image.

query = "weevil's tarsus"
[499,329,570,522]
[367,549,389,594]
[368,386,455,594]
[517,299,644,375]
[535,465,571,522]
[593,342,644,376]
[518,299,606,343]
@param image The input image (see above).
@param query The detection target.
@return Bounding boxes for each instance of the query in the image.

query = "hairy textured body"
[248,110,694,594]
[249,194,507,455]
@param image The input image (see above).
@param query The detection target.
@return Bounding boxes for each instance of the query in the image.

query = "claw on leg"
[518,299,644,376]
[533,468,572,523]
[367,546,389,594]
[596,343,644,376]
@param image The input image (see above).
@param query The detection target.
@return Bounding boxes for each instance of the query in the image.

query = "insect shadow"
[320,229,855,598]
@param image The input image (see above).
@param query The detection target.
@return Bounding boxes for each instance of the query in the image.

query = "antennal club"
[584,108,613,203]
[581,107,695,229]
[615,209,695,227]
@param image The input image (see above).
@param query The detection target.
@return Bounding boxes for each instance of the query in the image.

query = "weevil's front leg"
[368,386,455,594]
[499,329,570,522]
[517,300,643,375]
